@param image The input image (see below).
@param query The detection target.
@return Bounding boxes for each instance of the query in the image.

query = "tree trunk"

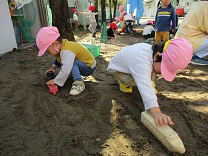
[49,0,75,41]
[101,0,106,23]
[112,0,118,19]
[94,0,100,28]
[109,0,112,22]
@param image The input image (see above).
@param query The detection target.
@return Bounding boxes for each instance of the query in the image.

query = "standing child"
[155,0,176,43]
[36,26,96,95]
[80,6,98,37]
[107,38,193,126]
[119,11,127,34]
[119,5,125,16]
[143,20,155,43]
[72,8,79,31]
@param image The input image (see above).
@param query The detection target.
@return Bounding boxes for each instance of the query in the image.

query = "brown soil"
[0,28,207,156]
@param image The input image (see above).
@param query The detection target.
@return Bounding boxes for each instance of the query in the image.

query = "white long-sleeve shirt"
[87,12,97,23]
[124,14,134,21]
[142,25,155,35]
[73,14,78,21]
[107,43,159,110]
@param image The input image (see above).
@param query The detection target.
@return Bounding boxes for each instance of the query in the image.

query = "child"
[175,1,208,65]
[114,16,121,28]
[107,38,193,127]
[142,20,155,43]
[107,22,118,40]
[155,0,176,43]
[119,5,125,15]
[72,8,79,31]
[119,11,127,34]
[36,26,96,95]
[80,6,98,37]
[121,11,135,34]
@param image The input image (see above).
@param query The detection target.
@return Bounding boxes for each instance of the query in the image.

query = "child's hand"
[153,112,174,127]
[153,52,162,62]
[46,79,55,86]
[149,107,174,127]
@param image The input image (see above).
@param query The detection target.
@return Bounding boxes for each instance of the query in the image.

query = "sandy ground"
[0,27,208,156]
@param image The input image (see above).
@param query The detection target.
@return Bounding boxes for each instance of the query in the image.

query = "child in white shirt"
[107,38,193,127]
[143,20,155,43]
[72,8,79,31]
[80,6,98,37]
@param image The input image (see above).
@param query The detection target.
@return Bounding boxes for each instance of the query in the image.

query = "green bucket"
[82,44,100,58]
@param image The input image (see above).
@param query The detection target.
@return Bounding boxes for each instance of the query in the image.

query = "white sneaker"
[69,81,85,95]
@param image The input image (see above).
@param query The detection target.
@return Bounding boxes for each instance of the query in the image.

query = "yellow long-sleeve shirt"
[175,2,208,51]
[54,39,95,86]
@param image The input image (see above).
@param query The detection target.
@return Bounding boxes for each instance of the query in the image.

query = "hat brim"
[161,61,176,82]
[38,47,47,57]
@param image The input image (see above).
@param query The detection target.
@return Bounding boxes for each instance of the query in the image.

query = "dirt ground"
[0,27,208,156]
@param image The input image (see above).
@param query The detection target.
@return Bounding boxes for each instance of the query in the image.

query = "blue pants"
[71,59,96,81]
[194,37,208,58]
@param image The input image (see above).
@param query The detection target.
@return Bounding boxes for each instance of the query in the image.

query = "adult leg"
[194,38,208,58]
[191,38,208,65]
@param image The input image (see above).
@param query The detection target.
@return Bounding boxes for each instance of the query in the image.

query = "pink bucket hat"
[119,5,124,11]
[146,20,153,25]
[161,38,193,82]
[36,26,60,56]
[115,16,120,21]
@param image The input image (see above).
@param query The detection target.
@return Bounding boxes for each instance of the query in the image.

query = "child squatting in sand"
[107,38,193,127]
[36,26,96,95]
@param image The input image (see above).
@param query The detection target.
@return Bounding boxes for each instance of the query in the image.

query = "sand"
[0,28,207,156]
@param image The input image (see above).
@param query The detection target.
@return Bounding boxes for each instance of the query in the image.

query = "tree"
[48,0,75,41]
[109,0,112,22]
[112,0,118,19]
[101,0,106,23]
[94,0,100,28]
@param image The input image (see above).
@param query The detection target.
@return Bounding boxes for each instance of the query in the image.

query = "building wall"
[68,0,75,7]
[143,0,195,17]
[143,0,157,17]
[177,0,192,14]
[0,0,17,54]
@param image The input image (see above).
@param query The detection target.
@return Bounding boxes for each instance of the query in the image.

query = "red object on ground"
[49,85,58,95]
[176,8,184,16]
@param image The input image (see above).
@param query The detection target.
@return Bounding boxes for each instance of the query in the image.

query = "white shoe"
[69,81,85,95]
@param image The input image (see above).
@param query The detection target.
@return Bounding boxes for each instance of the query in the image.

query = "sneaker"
[190,55,208,65]
[118,80,132,93]
[145,39,150,43]
[69,81,85,95]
